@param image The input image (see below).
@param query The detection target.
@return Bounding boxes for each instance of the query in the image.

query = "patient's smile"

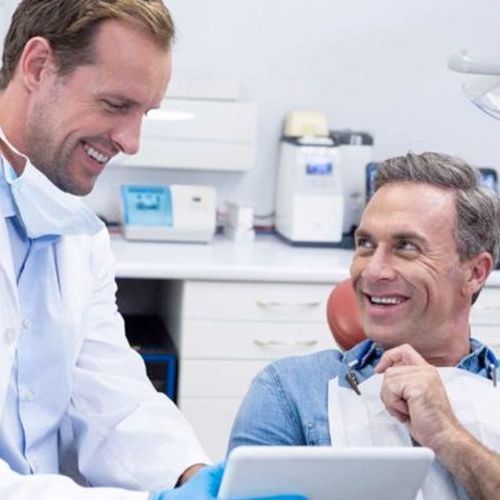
[368,294,408,305]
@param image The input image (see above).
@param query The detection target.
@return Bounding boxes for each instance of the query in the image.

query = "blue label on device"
[121,185,173,227]
[306,162,333,175]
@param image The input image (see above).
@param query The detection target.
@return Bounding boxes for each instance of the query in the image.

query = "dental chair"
[326,279,366,350]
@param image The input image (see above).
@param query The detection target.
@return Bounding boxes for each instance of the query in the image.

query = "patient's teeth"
[370,296,403,305]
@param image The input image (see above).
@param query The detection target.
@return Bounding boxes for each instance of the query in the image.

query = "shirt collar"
[457,337,498,378]
[342,340,382,369]
[340,337,497,386]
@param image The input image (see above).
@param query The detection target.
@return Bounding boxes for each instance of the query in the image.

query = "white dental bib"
[328,368,500,500]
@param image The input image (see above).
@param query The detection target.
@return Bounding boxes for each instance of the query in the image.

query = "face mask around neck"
[0,127,104,238]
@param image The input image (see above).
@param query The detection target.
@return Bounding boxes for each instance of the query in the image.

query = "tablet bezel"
[219,446,435,500]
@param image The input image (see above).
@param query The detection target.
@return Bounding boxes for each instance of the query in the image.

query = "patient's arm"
[227,365,305,454]
[435,426,500,500]
[375,344,500,500]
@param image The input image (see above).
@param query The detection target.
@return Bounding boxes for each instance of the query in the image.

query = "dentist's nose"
[361,246,397,282]
[111,115,143,155]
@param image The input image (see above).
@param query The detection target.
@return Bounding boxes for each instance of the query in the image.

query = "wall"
[2,0,500,223]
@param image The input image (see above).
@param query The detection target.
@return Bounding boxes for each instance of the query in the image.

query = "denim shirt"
[227,338,498,453]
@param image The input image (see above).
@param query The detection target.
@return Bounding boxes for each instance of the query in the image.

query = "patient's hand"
[375,346,500,500]
[374,344,464,454]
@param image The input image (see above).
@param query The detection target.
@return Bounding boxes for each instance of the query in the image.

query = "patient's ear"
[463,251,493,297]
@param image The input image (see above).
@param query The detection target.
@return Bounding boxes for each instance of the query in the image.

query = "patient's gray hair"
[375,151,500,270]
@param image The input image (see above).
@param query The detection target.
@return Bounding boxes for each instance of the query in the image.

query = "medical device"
[366,163,498,201]
[275,112,344,245]
[448,50,500,119]
[109,98,257,172]
[120,184,216,243]
[331,129,373,233]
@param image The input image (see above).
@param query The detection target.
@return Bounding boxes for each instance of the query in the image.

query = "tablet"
[218,446,435,500]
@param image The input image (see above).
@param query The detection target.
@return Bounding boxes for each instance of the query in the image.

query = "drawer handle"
[254,339,319,348]
[256,300,321,311]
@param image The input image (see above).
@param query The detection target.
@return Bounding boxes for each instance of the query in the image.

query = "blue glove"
[250,497,307,499]
[151,463,308,500]
[152,463,223,499]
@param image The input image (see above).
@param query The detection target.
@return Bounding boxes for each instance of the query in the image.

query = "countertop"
[110,233,353,283]
[110,233,500,287]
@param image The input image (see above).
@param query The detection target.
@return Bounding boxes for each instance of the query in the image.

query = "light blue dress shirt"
[0,161,71,475]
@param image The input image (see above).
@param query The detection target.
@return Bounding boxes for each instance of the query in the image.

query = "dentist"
[0,0,223,498]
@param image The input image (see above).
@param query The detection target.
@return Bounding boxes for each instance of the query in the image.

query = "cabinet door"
[178,279,337,461]
[179,359,268,398]
[179,398,242,461]
[471,287,500,325]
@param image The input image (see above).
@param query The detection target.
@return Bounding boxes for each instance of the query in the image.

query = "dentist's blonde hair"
[0,0,175,90]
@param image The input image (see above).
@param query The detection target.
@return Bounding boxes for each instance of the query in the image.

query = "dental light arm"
[448,50,500,120]
[448,50,500,76]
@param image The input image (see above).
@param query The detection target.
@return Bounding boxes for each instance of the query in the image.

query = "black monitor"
[365,163,498,203]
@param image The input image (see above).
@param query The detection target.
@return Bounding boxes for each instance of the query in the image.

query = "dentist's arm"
[375,344,500,500]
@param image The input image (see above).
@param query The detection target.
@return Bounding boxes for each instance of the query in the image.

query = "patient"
[228,152,500,499]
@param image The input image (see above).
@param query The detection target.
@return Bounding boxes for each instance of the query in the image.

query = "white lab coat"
[0,211,210,499]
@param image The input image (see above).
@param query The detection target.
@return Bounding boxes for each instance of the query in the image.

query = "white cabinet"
[176,280,335,460]
[471,286,500,355]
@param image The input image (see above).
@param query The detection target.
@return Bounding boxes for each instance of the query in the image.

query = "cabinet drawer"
[180,320,335,359]
[179,397,242,461]
[471,287,500,325]
[179,359,267,398]
[182,280,332,322]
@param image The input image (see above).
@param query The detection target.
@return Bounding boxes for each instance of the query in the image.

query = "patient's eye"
[355,236,374,252]
[396,239,419,253]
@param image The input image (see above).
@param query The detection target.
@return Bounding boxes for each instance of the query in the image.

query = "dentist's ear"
[464,251,493,298]
[18,36,55,91]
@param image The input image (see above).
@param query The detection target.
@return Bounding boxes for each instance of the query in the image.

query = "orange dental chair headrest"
[326,279,366,351]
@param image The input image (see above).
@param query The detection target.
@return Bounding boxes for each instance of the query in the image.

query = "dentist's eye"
[102,99,129,113]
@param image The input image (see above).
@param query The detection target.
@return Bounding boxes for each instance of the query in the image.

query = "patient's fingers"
[378,363,461,449]
[375,344,428,373]
[379,368,412,421]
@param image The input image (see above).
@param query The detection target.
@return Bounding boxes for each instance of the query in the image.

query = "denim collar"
[338,337,498,389]
[458,337,498,379]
